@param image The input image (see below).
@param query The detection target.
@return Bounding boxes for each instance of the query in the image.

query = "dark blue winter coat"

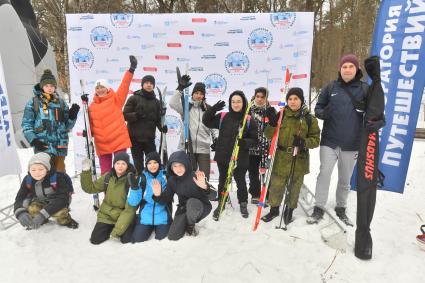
[315,71,368,151]
[127,169,169,225]
[21,84,76,156]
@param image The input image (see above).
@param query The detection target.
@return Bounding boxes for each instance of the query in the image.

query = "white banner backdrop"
[66,13,314,178]
[0,54,22,177]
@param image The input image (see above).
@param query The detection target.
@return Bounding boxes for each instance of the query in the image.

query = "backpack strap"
[32,96,65,121]
[103,172,111,192]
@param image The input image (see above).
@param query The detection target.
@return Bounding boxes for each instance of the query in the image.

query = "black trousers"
[248,154,261,198]
[90,221,135,245]
[190,153,211,180]
[130,139,156,174]
[217,161,249,203]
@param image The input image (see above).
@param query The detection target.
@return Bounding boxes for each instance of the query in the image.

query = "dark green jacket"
[265,106,321,176]
[80,170,136,237]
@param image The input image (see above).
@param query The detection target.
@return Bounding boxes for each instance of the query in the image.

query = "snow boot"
[355,228,373,260]
[186,224,198,236]
[251,197,259,204]
[416,225,425,251]
[306,206,324,224]
[65,218,79,229]
[283,207,294,225]
[335,207,354,227]
[261,206,279,222]
[240,202,249,218]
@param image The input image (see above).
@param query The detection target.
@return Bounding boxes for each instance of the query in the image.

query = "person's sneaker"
[306,206,324,224]
[186,224,198,236]
[261,206,279,222]
[240,202,249,218]
[335,207,354,227]
[251,197,260,204]
[65,218,79,229]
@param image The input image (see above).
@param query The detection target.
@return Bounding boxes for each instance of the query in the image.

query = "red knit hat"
[339,54,359,70]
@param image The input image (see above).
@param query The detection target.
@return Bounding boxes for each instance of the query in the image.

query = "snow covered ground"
[1,140,424,283]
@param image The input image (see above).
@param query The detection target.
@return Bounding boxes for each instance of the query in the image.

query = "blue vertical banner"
[372,0,425,193]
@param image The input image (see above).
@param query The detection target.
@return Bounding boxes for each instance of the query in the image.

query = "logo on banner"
[72,48,94,70]
[90,26,113,48]
[225,51,250,74]
[0,84,11,146]
[165,115,181,136]
[248,28,273,52]
[204,73,227,96]
[111,14,133,28]
[270,12,296,29]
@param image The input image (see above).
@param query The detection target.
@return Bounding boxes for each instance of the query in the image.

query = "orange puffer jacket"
[89,71,133,156]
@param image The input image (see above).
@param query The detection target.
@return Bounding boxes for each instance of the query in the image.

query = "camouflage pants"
[28,202,72,225]
[269,172,304,209]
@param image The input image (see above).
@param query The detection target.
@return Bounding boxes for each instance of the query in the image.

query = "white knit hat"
[94,79,110,90]
[28,152,51,171]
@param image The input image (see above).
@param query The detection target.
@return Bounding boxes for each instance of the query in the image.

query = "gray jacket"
[169,90,217,154]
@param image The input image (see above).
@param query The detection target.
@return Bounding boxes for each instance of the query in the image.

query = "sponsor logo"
[90,26,113,48]
[201,33,215,37]
[68,26,82,31]
[293,50,308,58]
[267,56,282,62]
[72,48,94,70]
[240,15,256,21]
[110,14,133,28]
[127,35,141,39]
[141,44,155,50]
[214,42,229,47]
[293,74,308,80]
[116,46,130,51]
[189,45,203,50]
[214,20,228,25]
[242,81,257,86]
[143,67,158,72]
[267,78,281,84]
[80,15,94,20]
[255,69,271,74]
[225,51,249,74]
[153,32,167,38]
[281,43,294,48]
[192,18,207,23]
[155,55,170,60]
[176,57,190,62]
[95,70,109,74]
[248,28,273,52]
[138,23,152,28]
[165,115,181,136]
[227,29,243,34]
[204,73,227,96]
[201,55,216,60]
[164,20,178,27]
[270,12,296,29]
[167,43,182,48]
[164,69,176,74]
[179,31,195,35]
[189,67,204,72]
[293,30,309,36]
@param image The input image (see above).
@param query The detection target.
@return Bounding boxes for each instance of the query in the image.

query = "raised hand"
[193,171,207,190]
[152,179,162,196]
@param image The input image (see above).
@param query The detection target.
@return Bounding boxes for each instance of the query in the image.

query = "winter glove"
[81,158,92,171]
[31,213,47,230]
[160,125,168,133]
[210,138,217,151]
[292,135,306,151]
[364,56,381,82]
[129,55,138,73]
[17,212,33,229]
[127,172,138,190]
[211,100,226,113]
[81,94,89,103]
[31,139,48,151]
[68,103,80,120]
[366,119,385,132]
[176,74,192,92]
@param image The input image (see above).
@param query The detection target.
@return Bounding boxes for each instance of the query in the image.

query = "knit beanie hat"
[145,152,161,166]
[113,152,130,166]
[339,54,360,70]
[286,87,305,104]
[191,82,206,97]
[94,79,110,90]
[40,69,57,89]
[141,75,156,87]
[28,152,51,171]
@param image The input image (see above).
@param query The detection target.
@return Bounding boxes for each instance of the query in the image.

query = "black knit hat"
[145,151,161,166]
[286,87,304,104]
[113,152,130,166]
[141,75,155,87]
[40,69,57,88]
[191,82,206,97]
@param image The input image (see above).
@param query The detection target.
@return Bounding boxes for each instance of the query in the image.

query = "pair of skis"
[157,86,168,164]
[176,65,191,156]
[80,80,100,211]
[253,68,291,231]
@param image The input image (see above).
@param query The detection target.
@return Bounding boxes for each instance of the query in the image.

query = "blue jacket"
[315,71,368,151]
[21,84,76,156]
[127,169,169,226]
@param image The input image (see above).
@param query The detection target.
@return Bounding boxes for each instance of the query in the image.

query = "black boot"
[186,224,198,236]
[240,202,249,218]
[335,207,354,226]
[283,207,294,225]
[212,204,225,221]
[306,206,324,224]
[355,228,373,260]
[261,206,279,222]
[65,218,79,229]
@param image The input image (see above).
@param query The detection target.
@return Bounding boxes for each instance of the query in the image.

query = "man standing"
[308,54,367,225]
